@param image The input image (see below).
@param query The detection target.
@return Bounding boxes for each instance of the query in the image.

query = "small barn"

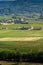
[28,26,34,30]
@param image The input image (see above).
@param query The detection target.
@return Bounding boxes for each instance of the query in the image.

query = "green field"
[0,39,43,54]
[0,23,43,64]
[0,23,43,29]
[0,15,12,20]
[0,30,43,37]
[0,23,43,37]
[0,24,43,52]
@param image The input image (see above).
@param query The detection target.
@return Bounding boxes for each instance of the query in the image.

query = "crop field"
[0,37,41,41]
[0,61,43,65]
[0,39,43,53]
[0,24,43,53]
[0,23,43,64]
[0,30,43,37]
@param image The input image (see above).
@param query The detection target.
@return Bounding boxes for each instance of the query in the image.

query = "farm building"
[7,19,14,23]
[28,26,34,30]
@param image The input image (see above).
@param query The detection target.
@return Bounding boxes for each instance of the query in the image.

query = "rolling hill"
[0,0,43,19]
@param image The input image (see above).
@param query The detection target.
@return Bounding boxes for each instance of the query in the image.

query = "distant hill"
[0,0,43,19]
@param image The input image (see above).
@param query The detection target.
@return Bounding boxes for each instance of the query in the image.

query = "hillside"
[0,0,43,17]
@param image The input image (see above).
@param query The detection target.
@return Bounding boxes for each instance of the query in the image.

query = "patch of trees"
[0,51,43,63]
[15,26,42,30]
[16,27,29,30]
[14,21,28,24]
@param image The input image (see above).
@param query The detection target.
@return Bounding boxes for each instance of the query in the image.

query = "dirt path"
[0,37,42,41]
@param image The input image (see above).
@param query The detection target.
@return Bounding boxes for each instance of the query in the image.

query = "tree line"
[0,51,43,63]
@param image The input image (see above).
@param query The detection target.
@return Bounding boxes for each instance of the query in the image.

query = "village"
[0,16,42,30]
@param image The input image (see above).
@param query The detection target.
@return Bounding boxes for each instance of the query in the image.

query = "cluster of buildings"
[0,17,29,25]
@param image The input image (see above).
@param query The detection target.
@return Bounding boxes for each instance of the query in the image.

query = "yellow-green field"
[0,23,43,64]
[0,30,43,37]
[0,61,43,65]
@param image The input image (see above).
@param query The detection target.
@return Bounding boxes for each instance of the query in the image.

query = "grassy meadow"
[0,15,12,20]
[0,39,43,54]
[0,23,43,37]
[0,24,43,55]
[0,23,43,64]
[0,23,43,29]
[0,30,43,37]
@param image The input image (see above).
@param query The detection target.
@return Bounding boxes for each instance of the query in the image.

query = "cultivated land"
[0,61,43,65]
[0,24,43,52]
[0,30,43,37]
[0,23,43,64]
[0,38,43,53]
[0,37,41,41]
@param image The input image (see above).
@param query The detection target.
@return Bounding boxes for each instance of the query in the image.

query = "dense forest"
[0,51,43,63]
[0,0,43,15]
